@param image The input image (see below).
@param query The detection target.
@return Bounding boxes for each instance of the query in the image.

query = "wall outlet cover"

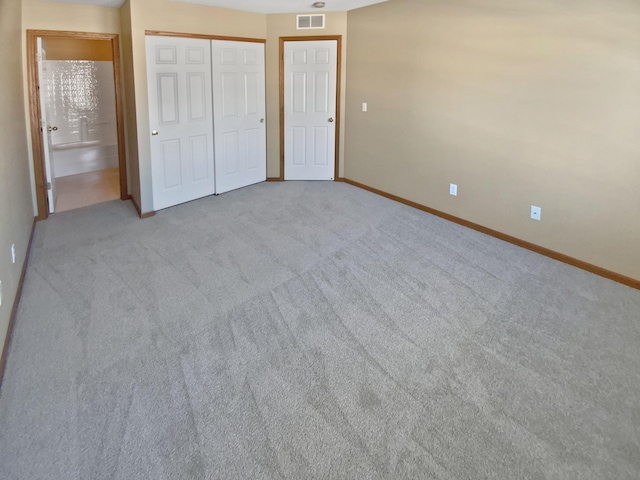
[531,205,542,220]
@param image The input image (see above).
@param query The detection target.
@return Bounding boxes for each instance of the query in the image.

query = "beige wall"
[120,0,140,209]
[0,0,35,355]
[22,0,121,32]
[128,0,266,213]
[265,12,348,179]
[345,0,640,280]
[22,0,124,216]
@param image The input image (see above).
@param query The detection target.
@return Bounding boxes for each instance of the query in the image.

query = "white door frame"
[279,36,342,181]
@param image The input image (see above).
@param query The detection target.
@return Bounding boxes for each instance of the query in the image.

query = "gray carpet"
[0,181,639,479]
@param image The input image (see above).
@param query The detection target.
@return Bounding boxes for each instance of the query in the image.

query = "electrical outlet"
[449,183,458,196]
[531,205,541,221]
[11,244,15,264]
[362,102,368,112]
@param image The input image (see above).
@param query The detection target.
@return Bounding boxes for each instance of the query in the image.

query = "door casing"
[27,30,128,220]
[279,35,342,182]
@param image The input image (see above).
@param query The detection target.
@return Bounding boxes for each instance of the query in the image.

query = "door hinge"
[46,182,52,190]
[36,53,43,62]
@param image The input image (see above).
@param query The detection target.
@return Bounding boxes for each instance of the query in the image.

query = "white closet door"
[284,40,337,181]
[146,36,215,211]
[211,41,266,194]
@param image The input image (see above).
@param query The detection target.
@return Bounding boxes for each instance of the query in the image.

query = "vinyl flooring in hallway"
[54,167,120,213]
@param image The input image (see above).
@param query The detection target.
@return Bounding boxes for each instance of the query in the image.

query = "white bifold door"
[146,36,266,211]
[146,37,215,211]
[284,40,338,181]
[212,41,266,194]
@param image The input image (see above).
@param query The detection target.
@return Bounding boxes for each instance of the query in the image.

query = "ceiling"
[51,0,389,14]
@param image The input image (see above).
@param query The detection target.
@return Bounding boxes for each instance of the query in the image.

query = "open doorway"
[27,30,128,219]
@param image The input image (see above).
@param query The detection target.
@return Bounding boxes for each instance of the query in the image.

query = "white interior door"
[146,36,215,211]
[37,37,56,213]
[211,41,266,194]
[284,40,337,181]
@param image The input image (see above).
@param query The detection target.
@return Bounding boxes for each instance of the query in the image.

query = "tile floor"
[54,167,120,213]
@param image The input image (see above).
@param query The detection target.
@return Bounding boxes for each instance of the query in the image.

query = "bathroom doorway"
[27,30,127,219]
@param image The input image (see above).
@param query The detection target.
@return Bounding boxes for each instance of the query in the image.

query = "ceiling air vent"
[297,14,325,30]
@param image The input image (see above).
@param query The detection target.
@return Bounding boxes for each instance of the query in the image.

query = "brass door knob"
[152,131,159,136]
[328,118,334,123]
[260,118,265,123]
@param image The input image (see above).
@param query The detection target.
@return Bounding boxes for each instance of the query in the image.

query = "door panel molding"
[26,30,128,220]
[279,35,342,182]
